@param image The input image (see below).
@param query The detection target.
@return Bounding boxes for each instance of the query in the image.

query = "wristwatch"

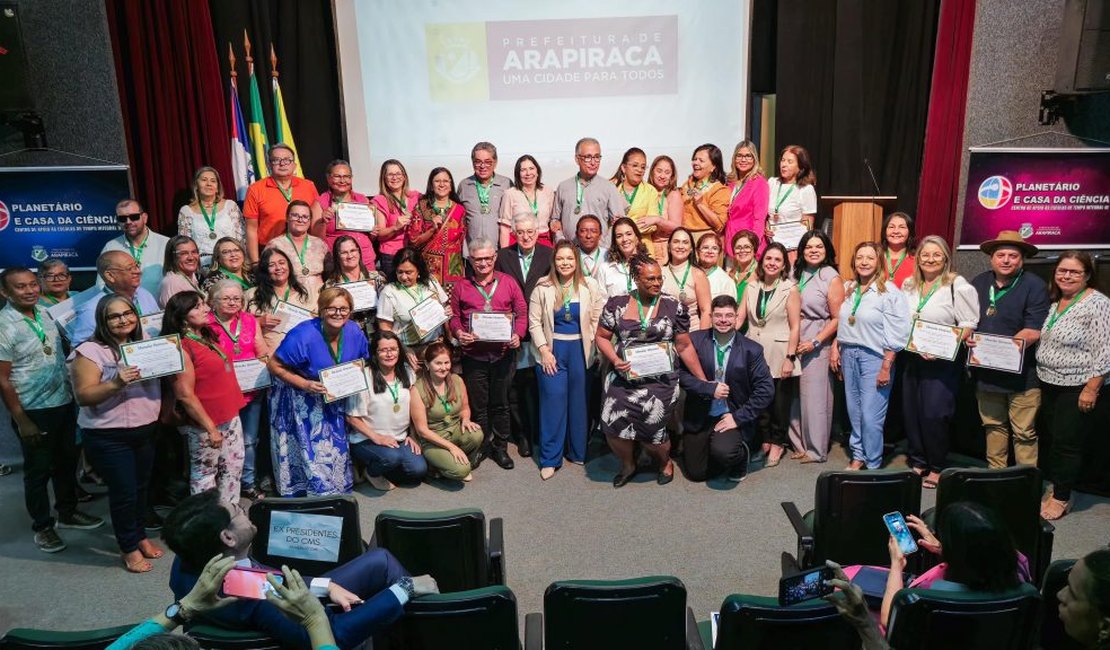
[396,576,415,599]
[786,353,797,362]
[164,601,191,625]
[811,338,821,350]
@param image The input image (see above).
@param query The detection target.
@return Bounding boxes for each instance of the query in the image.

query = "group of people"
[2,136,1108,576]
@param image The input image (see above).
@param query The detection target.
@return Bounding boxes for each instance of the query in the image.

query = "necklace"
[384,373,402,413]
[20,308,53,356]
[633,290,659,331]
[1045,288,1088,332]
[199,201,218,240]
[757,279,780,320]
[185,332,230,371]
[986,270,1023,317]
[669,262,692,302]
[214,313,243,355]
[284,232,311,276]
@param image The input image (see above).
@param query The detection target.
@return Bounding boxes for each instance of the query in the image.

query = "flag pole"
[243,30,253,76]
[228,43,237,87]
[270,44,279,79]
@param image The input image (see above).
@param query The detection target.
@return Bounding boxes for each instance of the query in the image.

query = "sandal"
[137,539,164,559]
[123,552,153,574]
[909,466,926,476]
[789,452,807,460]
[1040,497,1071,521]
[922,472,941,489]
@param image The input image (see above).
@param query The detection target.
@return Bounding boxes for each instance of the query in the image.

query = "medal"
[484,301,492,312]
[393,404,401,413]
[302,266,310,276]
[481,206,490,214]
[233,344,241,355]
[43,344,53,356]
[574,206,581,215]
[848,316,856,326]
[986,306,997,317]
[679,291,687,302]
[209,231,217,240]
[564,310,572,322]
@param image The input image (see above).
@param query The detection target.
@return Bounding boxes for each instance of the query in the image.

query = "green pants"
[421,424,483,480]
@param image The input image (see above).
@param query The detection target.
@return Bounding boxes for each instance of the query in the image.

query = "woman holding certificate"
[346,331,427,490]
[377,248,451,363]
[158,236,206,307]
[200,238,253,295]
[788,231,844,463]
[609,148,662,249]
[325,235,381,337]
[765,146,818,257]
[529,241,606,480]
[1036,251,1110,521]
[162,291,246,504]
[267,287,369,496]
[662,228,712,330]
[69,295,163,573]
[598,217,649,299]
[680,144,730,243]
[830,242,911,471]
[739,243,801,467]
[264,201,328,294]
[407,167,467,291]
[899,236,979,488]
[245,248,318,352]
[371,160,421,279]
[208,279,271,500]
[410,343,483,482]
[595,253,707,487]
[695,233,738,300]
[646,155,685,260]
[499,154,556,249]
[723,140,770,259]
[311,159,376,272]
[177,166,245,267]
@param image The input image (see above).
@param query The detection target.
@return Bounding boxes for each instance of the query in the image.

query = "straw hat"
[979,230,1038,257]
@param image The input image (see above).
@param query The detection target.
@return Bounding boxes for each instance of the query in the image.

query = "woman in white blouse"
[598,217,649,299]
[766,145,818,254]
[899,235,979,488]
[500,155,556,248]
[376,247,452,366]
[695,232,738,299]
[345,331,426,491]
[177,166,245,267]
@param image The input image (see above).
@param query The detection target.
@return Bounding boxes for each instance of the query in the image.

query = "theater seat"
[885,583,1041,650]
[380,585,520,650]
[0,624,136,650]
[248,495,365,577]
[373,508,504,593]
[707,594,860,649]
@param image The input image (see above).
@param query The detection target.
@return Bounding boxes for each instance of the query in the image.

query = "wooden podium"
[822,196,898,277]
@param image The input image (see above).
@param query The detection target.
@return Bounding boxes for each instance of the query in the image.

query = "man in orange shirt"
[243,143,319,263]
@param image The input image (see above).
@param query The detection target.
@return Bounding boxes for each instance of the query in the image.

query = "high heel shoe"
[613,468,637,488]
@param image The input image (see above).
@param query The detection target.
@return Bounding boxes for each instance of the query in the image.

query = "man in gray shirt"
[457,142,513,250]
[552,137,625,243]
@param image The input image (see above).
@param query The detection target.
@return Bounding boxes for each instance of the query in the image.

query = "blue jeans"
[350,439,427,484]
[535,338,588,468]
[238,397,264,488]
[841,345,893,469]
[83,422,157,553]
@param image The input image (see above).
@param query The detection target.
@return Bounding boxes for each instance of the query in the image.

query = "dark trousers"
[461,354,514,451]
[758,377,798,447]
[1040,382,1099,501]
[15,402,79,532]
[83,422,157,553]
[323,548,409,648]
[508,360,539,446]
[902,356,961,472]
[683,418,751,482]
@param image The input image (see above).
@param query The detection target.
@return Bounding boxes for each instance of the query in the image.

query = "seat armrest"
[524,612,543,650]
[1035,517,1056,584]
[685,606,705,650]
[781,501,814,568]
[488,516,505,585]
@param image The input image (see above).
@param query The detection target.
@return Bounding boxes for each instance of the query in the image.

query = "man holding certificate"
[968,231,1049,469]
[448,238,528,471]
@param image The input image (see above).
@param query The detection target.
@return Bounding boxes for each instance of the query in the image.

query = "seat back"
[1039,559,1085,650]
[934,466,1047,576]
[0,625,136,650]
[186,625,282,650]
[886,583,1041,650]
[714,594,860,649]
[382,586,519,650]
[544,576,688,649]
[374,509,489,593]
[811,470,922,566]
[248,495,363,577]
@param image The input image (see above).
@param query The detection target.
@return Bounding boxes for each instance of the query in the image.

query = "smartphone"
[222,566,283,600]
[778,565,835,606]
[883,511,919,555]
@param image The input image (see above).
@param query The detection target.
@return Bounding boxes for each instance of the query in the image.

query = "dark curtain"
[775,0,940,221]
[208,0,345,193]
[105,0,232,235]
[915,0,976,243]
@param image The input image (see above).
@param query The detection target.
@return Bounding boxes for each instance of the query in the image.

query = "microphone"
[863,158,881,196]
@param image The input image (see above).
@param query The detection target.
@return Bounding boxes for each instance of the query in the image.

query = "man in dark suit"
[679,295,775,482]
[162,490,437,649]
[494,212,553,460]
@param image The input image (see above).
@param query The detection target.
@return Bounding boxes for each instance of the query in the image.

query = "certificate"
[410,298,449,339]
[340,281,376,312]
[119,334,185,380]
[139,311,164,334]
[967,332,1025,374]
[234,358,272,392]
[771,220,808,250]
[46,297,77,329]
[470,311,513,342]
[623,342,674,379]
[319,359,368,403]
[272,301,314,334]
[334,202,376,232]
[906,319,962,361]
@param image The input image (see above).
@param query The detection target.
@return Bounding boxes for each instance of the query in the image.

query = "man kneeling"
[679,295,774,481]
[163,490,437,648]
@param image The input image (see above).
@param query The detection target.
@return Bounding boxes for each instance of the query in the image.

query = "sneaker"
[34,527,66,553]
[57,511,105,530]
[76,486,95,503]
[0,463,12,477]
[144,508,164,532]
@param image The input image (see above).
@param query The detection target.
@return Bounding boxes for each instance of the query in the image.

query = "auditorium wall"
[955,0,1110,279]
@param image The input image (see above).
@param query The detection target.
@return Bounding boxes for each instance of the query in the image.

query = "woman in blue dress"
[266,286,369,495]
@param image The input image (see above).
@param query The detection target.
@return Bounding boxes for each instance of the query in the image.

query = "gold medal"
[480,206,490,214]
[43,345,53,356]
[302,266,310,276]
[393,404,401,413]
[986,306,997,317]
[574,206,581,215]
[679,291,687,302]
[848,316,856,326]
[209,231,217,240]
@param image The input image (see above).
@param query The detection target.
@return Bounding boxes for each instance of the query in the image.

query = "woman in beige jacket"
[529,241,606,480]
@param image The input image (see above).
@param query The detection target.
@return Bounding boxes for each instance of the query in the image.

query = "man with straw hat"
[968,230,1050,468]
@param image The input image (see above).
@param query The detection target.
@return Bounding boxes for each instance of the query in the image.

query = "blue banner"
[0,165,131,270]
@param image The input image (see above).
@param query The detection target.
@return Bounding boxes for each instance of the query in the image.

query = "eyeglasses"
[577,154,602,163]
[323,306,351,316]
[329,174,353,181]
[736,153,756,160]
[472,160,495,168]
[106,309,136,322]
[471,256,495,264]
[116,213,143,223]
[1055,268,1085,277]
[734,245,755,252]
[385,172,405,179]
[289,214,312,222]
[107,265,141,274]
[271,157,295,166]
[42,273,70,281]
[175,249,199,257]
[515,229,537,237]
[218,296,243,303]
